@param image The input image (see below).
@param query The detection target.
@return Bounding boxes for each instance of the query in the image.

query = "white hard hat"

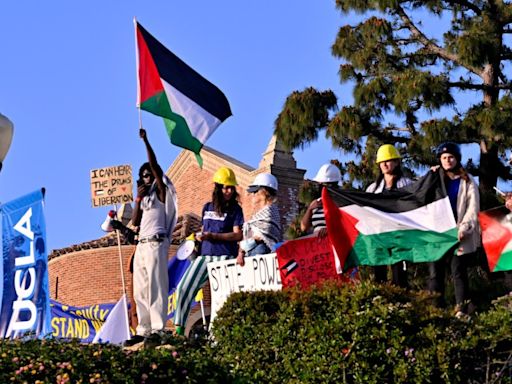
[313,163,341,183]
[247,173,278,192]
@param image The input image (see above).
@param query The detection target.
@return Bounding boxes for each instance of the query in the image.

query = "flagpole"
[113,205,127,297]
[113,205,131,337]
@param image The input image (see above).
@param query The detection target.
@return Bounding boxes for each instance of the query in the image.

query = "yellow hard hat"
[212,167,238,186]
[376,144,401,163]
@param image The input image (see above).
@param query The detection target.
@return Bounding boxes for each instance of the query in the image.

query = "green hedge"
[1,283,510,383]
[0,336,235,383]
[211,282,512,384]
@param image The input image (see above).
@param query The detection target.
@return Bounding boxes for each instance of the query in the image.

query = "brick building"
[48,136,305,333]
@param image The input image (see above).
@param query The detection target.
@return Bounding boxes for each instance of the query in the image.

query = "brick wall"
[48,137,305,331]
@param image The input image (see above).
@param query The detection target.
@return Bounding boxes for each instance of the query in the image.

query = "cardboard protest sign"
[90,165,133,207]
[207,253,281,324]
[276,235,340,289]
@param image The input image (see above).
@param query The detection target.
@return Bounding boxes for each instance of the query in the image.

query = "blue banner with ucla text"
[0,189,51,339]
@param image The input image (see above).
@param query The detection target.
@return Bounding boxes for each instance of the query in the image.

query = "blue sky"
[0,1,351,251]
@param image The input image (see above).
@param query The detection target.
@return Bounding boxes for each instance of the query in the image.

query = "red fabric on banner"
[276,235,341,289]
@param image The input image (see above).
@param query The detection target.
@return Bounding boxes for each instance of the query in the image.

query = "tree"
[275,0,512,207]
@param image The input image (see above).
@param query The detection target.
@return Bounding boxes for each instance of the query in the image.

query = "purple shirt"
[200,202,244,256]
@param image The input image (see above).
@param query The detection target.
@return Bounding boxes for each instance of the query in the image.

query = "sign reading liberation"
[90,165,133,207]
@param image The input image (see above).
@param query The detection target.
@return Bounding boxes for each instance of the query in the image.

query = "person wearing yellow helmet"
[174,167,244,335]
[366,144,413,288]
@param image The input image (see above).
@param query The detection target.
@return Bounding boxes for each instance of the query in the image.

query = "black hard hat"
[436,142,461,162]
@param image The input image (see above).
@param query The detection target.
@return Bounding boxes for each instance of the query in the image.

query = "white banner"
[207,253,282,324]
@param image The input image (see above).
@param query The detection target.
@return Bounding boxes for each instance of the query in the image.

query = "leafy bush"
[1,283,510,383]
[0,335,235,384]
[211,281,512,383]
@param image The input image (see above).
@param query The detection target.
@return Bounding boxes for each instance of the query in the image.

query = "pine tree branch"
[443,0,481,16]
[448,81,512,90]
[395,5,482,76]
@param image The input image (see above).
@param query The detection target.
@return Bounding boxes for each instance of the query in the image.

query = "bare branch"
[395,5,483,77]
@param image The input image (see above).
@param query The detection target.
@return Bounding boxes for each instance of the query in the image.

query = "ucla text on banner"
[207,253,282,324]
[0,189,51,339]
[51,300,116,343]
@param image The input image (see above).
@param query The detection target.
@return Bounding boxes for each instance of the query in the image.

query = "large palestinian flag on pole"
[134,20,232,166]
[322,171,459,270]
[479,207,512,272]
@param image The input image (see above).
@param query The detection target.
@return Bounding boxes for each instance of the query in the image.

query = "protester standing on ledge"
[301,163,342,239]
[174,167,243,336]
[427,142,480,317]
[237,173,282,266]
[366,144,413,288]
[123,128,177,348]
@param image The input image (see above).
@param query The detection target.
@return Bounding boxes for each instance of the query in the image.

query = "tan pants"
[133,238,169,336]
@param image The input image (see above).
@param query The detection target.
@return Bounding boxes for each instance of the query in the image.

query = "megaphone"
[101,210,117,232]
[176,233,198,261]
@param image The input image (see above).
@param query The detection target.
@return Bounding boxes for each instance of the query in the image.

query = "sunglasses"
[142,173,152,178]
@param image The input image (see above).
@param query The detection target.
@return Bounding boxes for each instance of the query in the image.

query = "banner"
[167,256,194,320]
[207,253,282,324]
[0,189,51,339]
[50,300,116,343]
[276,235,343,289]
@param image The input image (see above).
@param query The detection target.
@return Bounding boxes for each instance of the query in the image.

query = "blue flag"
[0,189,51,339]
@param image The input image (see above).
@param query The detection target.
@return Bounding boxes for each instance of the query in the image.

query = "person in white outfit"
[124,128,177,348]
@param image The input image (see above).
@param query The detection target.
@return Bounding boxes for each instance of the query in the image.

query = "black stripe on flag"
[281,259,298,277]
[137,22,232,122]
[327,171,447,214]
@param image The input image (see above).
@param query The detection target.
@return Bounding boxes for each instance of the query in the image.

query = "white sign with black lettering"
[207,253,282,324]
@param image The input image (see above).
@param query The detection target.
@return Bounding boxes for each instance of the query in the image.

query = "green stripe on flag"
[494,249,512,272]
[141,92,204,166]
[140,91,173,119]
[346,227,458,267]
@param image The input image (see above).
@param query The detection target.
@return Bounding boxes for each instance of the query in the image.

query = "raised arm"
[140,128,166,203]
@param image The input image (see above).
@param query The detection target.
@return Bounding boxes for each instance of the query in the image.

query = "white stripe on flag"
[162,80,222,144]
[343,196,456,236]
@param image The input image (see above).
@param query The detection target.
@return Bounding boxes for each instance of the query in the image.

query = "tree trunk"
[479,64,501,209]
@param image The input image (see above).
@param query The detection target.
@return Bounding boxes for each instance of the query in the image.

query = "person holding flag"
[124,128,178,348]
[427,142,480,317]
[366,144,413,288]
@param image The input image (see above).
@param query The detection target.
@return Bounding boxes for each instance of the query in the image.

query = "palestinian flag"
[135,20,232,166]
[322,171,458,269]
[479,207,512,272]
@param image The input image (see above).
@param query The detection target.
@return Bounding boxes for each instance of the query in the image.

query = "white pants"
[133,238,170,336]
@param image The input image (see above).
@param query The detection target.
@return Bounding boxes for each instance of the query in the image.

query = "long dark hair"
[374,160,404,190]
[212,183,240,216]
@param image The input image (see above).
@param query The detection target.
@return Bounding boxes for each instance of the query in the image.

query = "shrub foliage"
[1,282,511,383]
